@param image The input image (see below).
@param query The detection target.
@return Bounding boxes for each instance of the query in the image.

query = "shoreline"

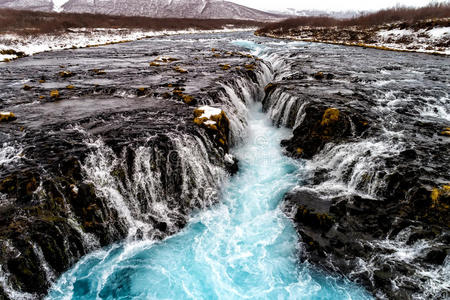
[0,27,256,62]
[255,32,450,56]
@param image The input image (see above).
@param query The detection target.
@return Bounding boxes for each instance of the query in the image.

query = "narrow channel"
[47,103,371,299]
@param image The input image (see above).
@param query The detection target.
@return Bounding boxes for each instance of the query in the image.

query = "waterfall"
[0,42,276,300]
[47,104,371,300]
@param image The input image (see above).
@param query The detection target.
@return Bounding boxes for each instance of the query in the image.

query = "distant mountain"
[0,0,284,21]
[62,0,283,20]
[0,0,53,11]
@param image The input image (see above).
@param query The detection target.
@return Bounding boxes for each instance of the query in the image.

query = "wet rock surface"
[1,32,449,299]
[262,42,449,299]
[0,33,267,298]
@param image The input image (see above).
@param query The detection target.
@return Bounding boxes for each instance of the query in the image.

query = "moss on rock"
[59,71,74,78]
[173,66,188,73]
[0,112,17,122]
[321,108,340,127]
[193,106,230,151]
[50,90,59,99]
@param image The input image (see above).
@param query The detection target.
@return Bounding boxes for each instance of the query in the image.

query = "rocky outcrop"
[262,42,450,299]
[0,35,268,299]
[194,106,230,151]
[281,106,368,159]
[0,112,16,122]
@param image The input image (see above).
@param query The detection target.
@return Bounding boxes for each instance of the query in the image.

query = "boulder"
[50,90,59,98]
[194,106,230,151]
[59,71,74,78]
[0,112,16,122]
[281,106,367,158]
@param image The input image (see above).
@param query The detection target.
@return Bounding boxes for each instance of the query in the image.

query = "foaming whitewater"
[47,104,371,299]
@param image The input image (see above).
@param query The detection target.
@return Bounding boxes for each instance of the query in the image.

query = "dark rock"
[225,156,239,175]
[0,36,262,297]
[373,270,392,286]
[281,106,367,159]
[313,72,325,80]
[424,248,448,265]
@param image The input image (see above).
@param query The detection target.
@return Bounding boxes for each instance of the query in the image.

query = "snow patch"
[52,0,70,12]
[197,106,222,119]
[426,27,450,39]
[224,154,234,164]
[377,29,414,39]
[204,120,217,126]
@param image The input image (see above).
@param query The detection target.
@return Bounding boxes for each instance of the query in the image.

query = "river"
[0,32,448,300]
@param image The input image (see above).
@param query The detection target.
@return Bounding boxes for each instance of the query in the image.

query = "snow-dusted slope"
[0,0,53,11]
[0,0,283,20]
[268,8,360,19]
[61,0,282,20]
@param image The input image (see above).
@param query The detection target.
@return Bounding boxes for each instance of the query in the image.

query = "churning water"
[47,105,371,299]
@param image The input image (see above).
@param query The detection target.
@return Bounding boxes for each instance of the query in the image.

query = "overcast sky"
[229,0,445,12]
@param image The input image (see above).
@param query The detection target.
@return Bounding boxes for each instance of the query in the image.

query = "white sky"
[229,0,446,12]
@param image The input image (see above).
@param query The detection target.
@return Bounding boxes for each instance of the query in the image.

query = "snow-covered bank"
[375,26,450,54]
[0,27,256,61]
[256,22,450,55]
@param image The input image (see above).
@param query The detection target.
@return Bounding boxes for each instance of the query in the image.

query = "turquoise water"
[48,105,371,299]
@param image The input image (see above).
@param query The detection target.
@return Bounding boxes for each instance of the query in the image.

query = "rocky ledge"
[0,36,266,298]
[262,44,449,299]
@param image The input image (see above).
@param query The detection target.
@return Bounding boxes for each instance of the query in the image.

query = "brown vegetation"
[257,3,450,34]
[0,9,263,36]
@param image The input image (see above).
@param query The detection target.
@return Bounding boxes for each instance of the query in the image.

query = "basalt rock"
[0,35,264,299]
[263,44,449,299]
[281,106,368,159]
[194,106,230,152]
[0,112,16,122]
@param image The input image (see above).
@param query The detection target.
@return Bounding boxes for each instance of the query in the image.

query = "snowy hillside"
[0,0,283,21]
[269,8,360,19]
[0,0,53,11]
[62,0,282,20]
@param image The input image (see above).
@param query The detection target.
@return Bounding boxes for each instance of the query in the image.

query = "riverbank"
[0,8,263,62]
[255,19,450,55]
[0,27,256,61]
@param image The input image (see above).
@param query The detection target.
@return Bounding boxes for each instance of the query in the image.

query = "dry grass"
[0,9,264,36]
[257,3,450,34]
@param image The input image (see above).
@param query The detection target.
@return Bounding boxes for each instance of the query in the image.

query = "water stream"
[47,104,370,299]
[5,31,446,299]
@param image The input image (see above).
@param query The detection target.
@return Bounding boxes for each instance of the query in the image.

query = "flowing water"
[2,31,448,299]
[47,104,370,299]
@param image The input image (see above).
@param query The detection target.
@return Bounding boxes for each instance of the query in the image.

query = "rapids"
[1,31,448,300]
[47,104,371,299]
